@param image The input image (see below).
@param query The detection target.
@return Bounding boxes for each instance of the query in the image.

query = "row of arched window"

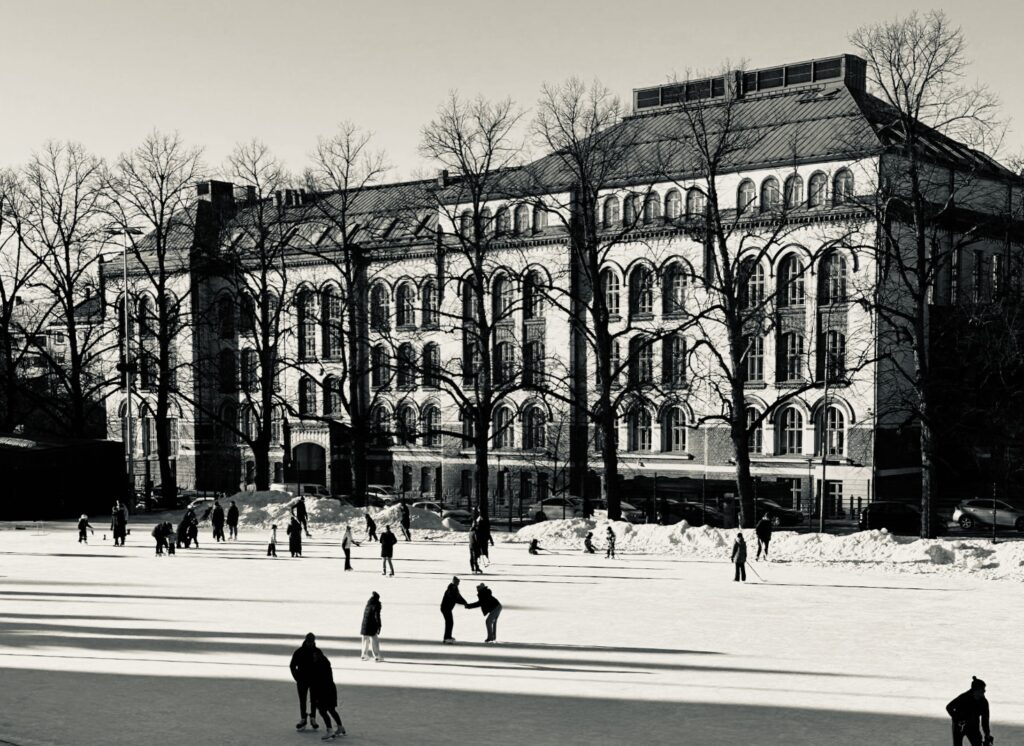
[740,250,849,309]
[737,169,855,215]
[368,402,549,451]
[458,203,548,239]
[599,262,690,318]
[746,405,847,457]
[601,188,706,229]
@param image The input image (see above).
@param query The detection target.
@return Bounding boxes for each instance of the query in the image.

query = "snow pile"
[229,491,446,534]
[511,519,1024,581]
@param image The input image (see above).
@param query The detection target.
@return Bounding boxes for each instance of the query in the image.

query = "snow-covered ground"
[1,513,1022,746]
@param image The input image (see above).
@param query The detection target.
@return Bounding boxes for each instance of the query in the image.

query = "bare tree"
[850,10,1010,536]
[107,131,205,497]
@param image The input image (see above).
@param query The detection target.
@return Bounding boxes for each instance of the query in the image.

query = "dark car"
[858,501,947,536]
[660,500,725,528]
[755,499,805,528]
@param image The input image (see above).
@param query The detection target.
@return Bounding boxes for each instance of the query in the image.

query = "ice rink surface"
[1,521,1022,745]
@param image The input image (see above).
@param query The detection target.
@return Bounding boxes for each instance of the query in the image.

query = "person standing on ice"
[755,514,773,560]
[364,511,377,542]
[211,499,226,542]
[288,515,304,557]
[77,515,94,543]
[267,524,278,557]
[311,647,346,739]
[440,576,468,643]
[360,591,383,661]
[731,532,747,582]
[399,499,412,541]
[296,497,312,538]
[226,500,239,540]
[379,525,397,576]
[111,500,128,546]
[466,582,502,643]
[289,633,321,732]
[152,522,167,555]
[605,526,616,558]
[468,522,482,574]
[477,512,493,565]
[946,676,993,746]
[583,532,596,554]
[342,524,359,571]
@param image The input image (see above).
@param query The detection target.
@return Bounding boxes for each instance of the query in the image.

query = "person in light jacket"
[465,583,502,643]
[267,524,278,557]
[360,591,383,661]
[342,524,359,571]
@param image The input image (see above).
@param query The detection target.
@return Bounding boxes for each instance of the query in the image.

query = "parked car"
[269,482,332,499]
[858,501,948,536]
[441,509,474,531]
[755,499,805,528]
[660,499,725,528]
[576,498,646,524]
[411,501,443,515]
[953,499,1024,531]
[527,497,581,521]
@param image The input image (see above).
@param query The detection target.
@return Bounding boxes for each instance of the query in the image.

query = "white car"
[411,501,443,515]
[527,497,581,520]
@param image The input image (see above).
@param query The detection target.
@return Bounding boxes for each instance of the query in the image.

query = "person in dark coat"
[440,576,468,643]
[77,515,94,543]
[186,510,199,548]
[468,524,482,574]
[360,592,382,661]
[226,500,240,540]
[287,516,303,557]
[731,533,747,582]
[311,649,346,738]
[583,532,596,554]
[296,497,312,537]
[477,512,493,562]
[946,676,993,746]
[528,539,544,555]
[111,501,128,546]
[289,632,320,731]
[211,500,225,542]
[152,522,167,555]
[364,511,377,542]
[755,513,773,560]
[176,511,191,548]
[465,583,502,643]
[162,522,176,555]
[605,526,616,559]
[399,500,412,541]
[379,526,397,576]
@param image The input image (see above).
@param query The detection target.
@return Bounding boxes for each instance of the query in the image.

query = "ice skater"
[528,538,546,555]
[211,499,225,542]
[364,510,377,542]
[289,633,320,732]
[77,514,94,543]
[379,525,397,576]
[296,497,312,537]
[399,499,412,541]
[312,648,346,739]
[605,526,616,558]
[946,676,993,746]
[731,532,747,582]
[288,515,303,557]
[755,513,772,560]
[342,524,359,570]
[111,500,129,546]
[583,532,596,554]
[267,523,278,557]
[476,512,493,565]
[360,591,382,661]
[186,511,199,548]
[466,582,502,643]
[440,576,468,643]
[226,500,239,540]
[469,524,483,574]
[153,522,166,555]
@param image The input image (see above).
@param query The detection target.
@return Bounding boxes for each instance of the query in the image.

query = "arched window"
[370,344,390,389]
[523,406,547,450]
[323,376,342,416]
[298,376,317,416]
[241,348,259,392]
[495,207,511,236]
[746,407,762,454]
[397,404,417,445]
[663,407,687,452]
[760,177,780,212]
[422,404,441,447]
[824,331,846,381]
[217,295,234,339]
[321,286,342,358]
[492,275,514,321]
[662,263,687,315]
[494,407,514,449]
[779,407,803,455]
[662,334,686,386]
[623,194,641,225]
[421,279,438,326]
[139,347,156,391]
[628,266,654,317]
[741,259,766,308]
[686,188,706,216]
[422,343,440,388]
[370,406,391,447]
[602,196,620,228]
[137,297,154,339]
[744,334,764,382]
[523,270,545,319]
[480,207,492,234]
[784,174,804,209]
[628,407,652,451]
[808,172,827,208]
[370,284,389,331]
[628,335,653,385]
[737,179,755,214]
[779,255,805,307]
[781,332,805,381]
[643,192,662,224]
[833,169,854,205]
[271,406,284,444]
[396,283,416,327]
[218,349,236,393]
[514,204,530,234]
[397,343,416,388]
[819,253,848,304]
[665,190,682,220]
[532,205,547,232]
[600,268,621,316]
[492,341,515,385]
[820,406,845,456]
[296,289,317,360]
[524,340,545,387]
[458,209,473,239]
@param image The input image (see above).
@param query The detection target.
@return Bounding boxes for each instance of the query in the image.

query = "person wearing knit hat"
[946,676,993,745]
[465,583,502,643]
[440,576,468,643]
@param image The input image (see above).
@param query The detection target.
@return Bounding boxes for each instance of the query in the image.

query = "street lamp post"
[108,226,144,492]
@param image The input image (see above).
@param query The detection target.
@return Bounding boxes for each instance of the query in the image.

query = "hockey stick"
[744,561,766,582]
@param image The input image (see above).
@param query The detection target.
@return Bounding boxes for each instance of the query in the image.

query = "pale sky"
[3,0,1022,181]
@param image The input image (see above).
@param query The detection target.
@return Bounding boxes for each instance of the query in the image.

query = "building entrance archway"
[292,443,327,486]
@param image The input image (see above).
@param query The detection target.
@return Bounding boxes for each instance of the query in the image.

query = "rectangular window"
[788,478,803,511]
[460,469,473,499]
[401,466,413,493]
[973,250,985,302]
[827,480,843,517]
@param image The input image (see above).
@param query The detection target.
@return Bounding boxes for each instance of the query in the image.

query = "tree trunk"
[597,396,621,521]
[475,425,490,519]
